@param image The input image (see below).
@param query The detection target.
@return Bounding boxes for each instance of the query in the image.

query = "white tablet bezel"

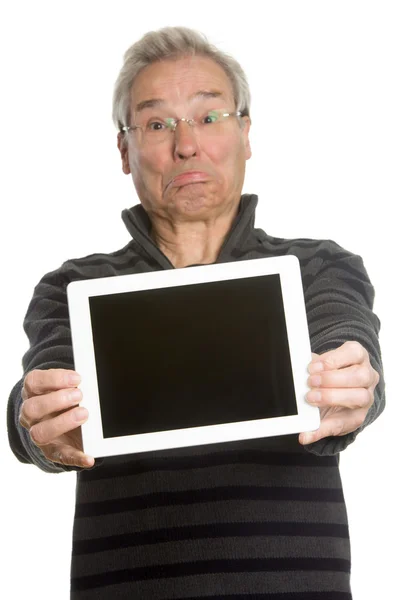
[67,255,319,458]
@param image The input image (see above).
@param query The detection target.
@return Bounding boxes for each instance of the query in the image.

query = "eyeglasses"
[120,109,243,145]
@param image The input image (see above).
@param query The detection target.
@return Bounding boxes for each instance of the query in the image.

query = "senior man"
[8,26,384,599]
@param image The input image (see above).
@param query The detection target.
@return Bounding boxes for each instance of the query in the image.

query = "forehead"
[130,55,235,109]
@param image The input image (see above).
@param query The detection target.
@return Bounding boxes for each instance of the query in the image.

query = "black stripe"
[266,238,323,249]
[307,312,349,326]
[302,270,370,295]
[305,287,361,307]
[33,306,69,321]
[27,322,71,343]
[307,300,365,322]
[167,594,352,600]
[65,253,163,273]
[230,247,366,281]
[75,486,344,518]
[314,333,378,359]
[300,252,355,272]
[73,521,349,555]
[38,305,68,320]
[168,594,352,600]
[24,360,74,374]
[71,558,350,591]
[81,451,338,482]
[230,247,277,259]
[26,343,73,367]
[66,249,142,268]
[315,259,370,283]
[28,287,66,306]
[235,241,347,258]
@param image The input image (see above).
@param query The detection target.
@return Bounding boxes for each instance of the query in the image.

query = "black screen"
[89,274,298,439]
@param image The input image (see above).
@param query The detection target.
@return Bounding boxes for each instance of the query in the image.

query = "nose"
[173,120,198,160]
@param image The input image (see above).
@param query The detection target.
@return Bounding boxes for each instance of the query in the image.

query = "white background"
[1,1,398,598]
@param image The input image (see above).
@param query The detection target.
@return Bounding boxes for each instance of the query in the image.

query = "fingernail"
[69,373,81,385]
[309,362,324,374]
[309,375,322,387]
[302,433,314,444]
[74,407,88,422]
[307,391,321,404]
[69,389,82,402]
[84,456,95,467]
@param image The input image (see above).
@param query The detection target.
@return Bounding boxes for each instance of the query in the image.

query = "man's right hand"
[19,368,95,469]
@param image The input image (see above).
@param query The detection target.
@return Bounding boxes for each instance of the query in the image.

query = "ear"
[242,116,252,160]
[117,132,131,175]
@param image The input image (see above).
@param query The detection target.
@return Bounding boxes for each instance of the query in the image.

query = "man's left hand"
[299,340,380,445]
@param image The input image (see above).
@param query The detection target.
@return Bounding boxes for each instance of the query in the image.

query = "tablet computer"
[67,255,319,458]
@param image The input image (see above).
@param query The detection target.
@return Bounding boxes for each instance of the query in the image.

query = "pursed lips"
[167,171,209,188]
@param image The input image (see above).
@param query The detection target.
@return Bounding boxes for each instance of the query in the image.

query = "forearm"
[7,269,81,473]
[303,256,385,455]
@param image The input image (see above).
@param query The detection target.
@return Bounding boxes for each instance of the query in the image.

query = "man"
[7,26,384,599]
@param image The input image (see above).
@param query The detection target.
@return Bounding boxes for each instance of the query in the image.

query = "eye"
[147,121,166,131]
[202,110,220,125]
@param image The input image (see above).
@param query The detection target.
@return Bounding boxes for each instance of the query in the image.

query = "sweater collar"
[121,193,259,269]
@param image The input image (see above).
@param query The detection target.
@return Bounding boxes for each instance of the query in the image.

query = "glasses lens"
[136,108,236,144]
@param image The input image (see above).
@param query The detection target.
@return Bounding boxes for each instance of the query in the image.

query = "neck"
[150,204,240,268]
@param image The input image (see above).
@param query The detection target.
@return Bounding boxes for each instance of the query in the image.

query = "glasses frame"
[120,110,243,136]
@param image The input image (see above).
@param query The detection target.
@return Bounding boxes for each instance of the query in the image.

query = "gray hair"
[112,26,251,135]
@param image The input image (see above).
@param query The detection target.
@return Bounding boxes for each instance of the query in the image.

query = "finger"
[307,352,320,369]
[20,387,83,428]
[45,444,95,469]
[29,406,88,447]
[307,363,374,389]
[306,386,374,410]
[309,341,367,373]
[299,407,366,445]
[23,368,81,398]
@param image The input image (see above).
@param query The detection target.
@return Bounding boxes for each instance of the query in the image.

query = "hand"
[19,368,95,468]
[299,341,380,445]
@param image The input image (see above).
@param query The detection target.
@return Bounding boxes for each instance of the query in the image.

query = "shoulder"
[36,240,140,291]
[257,228,350,260]
[256,229,372,297]
[257,229,365,271]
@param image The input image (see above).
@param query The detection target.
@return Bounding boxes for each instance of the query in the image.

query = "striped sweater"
[7,194,385,599]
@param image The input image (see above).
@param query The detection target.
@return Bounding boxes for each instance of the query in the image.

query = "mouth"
[168,171,209,188]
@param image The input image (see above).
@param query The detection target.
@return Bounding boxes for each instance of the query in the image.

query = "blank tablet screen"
[89,273,298,439]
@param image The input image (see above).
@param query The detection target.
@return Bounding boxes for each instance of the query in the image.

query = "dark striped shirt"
[7,194,385,599]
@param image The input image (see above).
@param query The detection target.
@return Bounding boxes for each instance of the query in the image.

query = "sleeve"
[301,240,385,456]
[6,264,81,473]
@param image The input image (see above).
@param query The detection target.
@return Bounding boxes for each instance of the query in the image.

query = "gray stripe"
[72,570,351,599]
[73,500,349,540]
[72,536,350,577]
[77,465,343,503]
[63,258,154,279]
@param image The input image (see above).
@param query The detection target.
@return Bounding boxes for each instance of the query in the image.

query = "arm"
[300,241,385,455]
[7,265,86,473]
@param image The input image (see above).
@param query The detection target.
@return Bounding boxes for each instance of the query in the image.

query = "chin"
[173,189,222,214]
[170,182,222,206]
[181,197,210,213]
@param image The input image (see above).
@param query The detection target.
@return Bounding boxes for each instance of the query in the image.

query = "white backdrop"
[1,1,398,599]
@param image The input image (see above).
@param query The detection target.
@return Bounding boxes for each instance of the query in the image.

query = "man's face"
[117,55,251,221]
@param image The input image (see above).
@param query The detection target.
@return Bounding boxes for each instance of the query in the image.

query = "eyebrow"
[135,91,224,113]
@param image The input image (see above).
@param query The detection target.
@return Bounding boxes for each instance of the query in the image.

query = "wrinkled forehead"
[130,55,235,114]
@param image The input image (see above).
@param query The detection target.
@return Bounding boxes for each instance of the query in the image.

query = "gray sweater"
[7,194,385,598]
